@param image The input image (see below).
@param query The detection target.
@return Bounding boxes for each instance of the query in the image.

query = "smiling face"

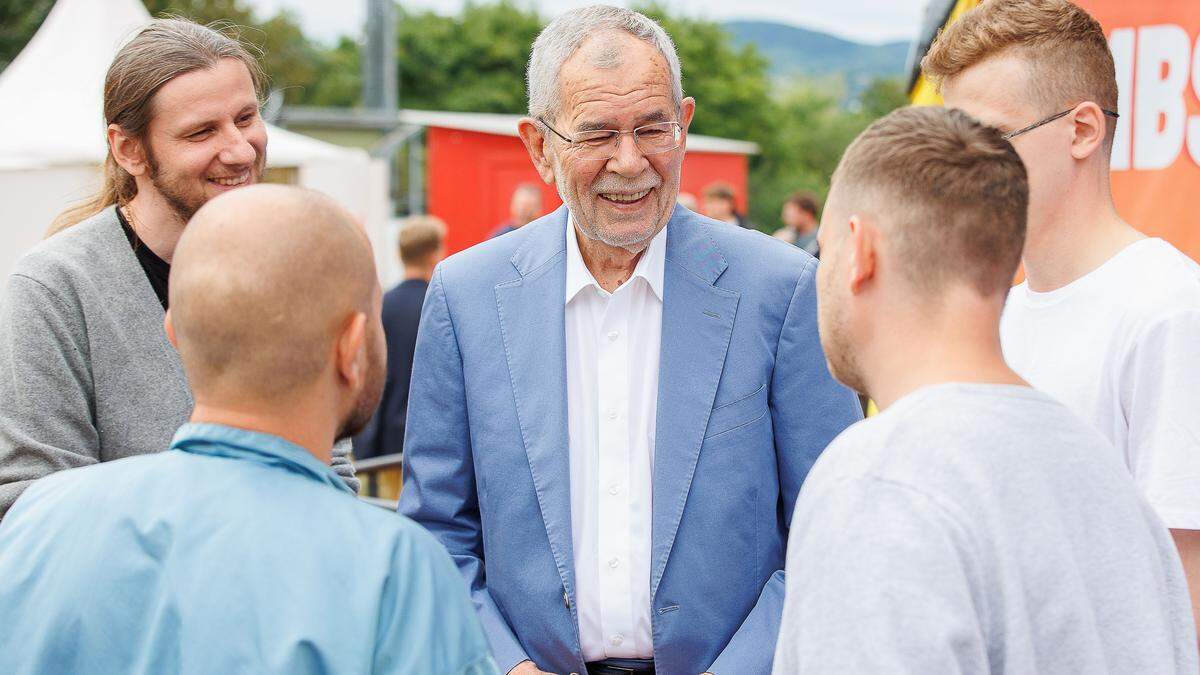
[140,58,267,222]
[544,32,694,252]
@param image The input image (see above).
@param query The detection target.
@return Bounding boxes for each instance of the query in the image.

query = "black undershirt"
[117,207,171,310]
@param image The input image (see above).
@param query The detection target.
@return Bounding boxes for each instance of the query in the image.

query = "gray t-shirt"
[773,383,1197,674]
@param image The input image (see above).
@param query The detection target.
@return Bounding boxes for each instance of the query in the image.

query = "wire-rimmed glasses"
[1002,107,1119,140]
[538,118,683,160]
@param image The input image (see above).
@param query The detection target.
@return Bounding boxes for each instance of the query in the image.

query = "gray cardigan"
[0,207,357,518]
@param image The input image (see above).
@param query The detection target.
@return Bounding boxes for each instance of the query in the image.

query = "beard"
[145,145,265,224]
[335,329,387,442]
[552,155,674,253]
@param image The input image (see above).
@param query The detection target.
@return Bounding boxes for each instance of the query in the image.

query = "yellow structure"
[909,0,981,105]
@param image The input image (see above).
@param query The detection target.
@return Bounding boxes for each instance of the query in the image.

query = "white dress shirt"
[565,213,665,661]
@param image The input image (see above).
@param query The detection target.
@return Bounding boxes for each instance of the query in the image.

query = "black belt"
[585,660,655,675]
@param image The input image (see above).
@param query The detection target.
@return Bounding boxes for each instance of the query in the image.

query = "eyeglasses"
[1002,107,1119,140]
[538,118,683,160]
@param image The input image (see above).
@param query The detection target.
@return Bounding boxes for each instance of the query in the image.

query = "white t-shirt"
[1001,238,1200,529]
[774,383,1198,674]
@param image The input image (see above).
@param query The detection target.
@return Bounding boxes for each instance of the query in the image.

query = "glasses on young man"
[1002,107,1120,140]
[538,118,683,160]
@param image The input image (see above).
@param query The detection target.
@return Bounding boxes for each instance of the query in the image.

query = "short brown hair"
[830,106,1028,298]
[398,215,446,266]
[786,191,820,218]
[921,0,1117,114]
[702,181,736,202]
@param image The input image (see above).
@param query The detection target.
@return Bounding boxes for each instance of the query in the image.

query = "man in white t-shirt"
[924,0,1200,641]
[773,104,1197,674]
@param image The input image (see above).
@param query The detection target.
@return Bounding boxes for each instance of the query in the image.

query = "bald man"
[0,186,498,675]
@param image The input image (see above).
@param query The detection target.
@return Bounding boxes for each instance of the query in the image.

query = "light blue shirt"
[0,423,498,675]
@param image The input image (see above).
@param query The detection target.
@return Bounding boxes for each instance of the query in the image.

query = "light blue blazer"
[399,205,862,674]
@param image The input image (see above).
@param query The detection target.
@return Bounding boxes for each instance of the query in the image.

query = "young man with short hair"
[353,215,447,460]
[924,0,1200,640]
[0,19,357,517]
[773,190,820,256]
[773,105,1197,674]
[701,180,754,229]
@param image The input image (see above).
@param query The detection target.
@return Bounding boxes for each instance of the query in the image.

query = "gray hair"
[526,5,683,121]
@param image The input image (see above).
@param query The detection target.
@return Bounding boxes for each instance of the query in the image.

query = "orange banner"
[1077,0,1200,260]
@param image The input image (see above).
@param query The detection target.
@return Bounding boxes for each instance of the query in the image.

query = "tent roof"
[0,0,355,169]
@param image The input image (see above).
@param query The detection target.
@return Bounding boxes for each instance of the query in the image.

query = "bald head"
[170,185,379,404]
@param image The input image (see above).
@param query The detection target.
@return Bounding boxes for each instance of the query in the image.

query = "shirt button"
[607,330,620,341]
[610,634,624,646]
[608,483,619,495]
[609,557,620,568]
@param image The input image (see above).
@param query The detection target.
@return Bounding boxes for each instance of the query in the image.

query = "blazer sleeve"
[708,257,863,674]
[398,269,529,672]
[0,274,100,519]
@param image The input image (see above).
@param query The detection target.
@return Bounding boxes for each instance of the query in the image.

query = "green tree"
[395,1,542,113]
[634,4,773,144]
[0,0,53,71]
[747,75,906,229]
[146,0,359,107]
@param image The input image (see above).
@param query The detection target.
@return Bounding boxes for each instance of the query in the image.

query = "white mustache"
[591,176,661,195]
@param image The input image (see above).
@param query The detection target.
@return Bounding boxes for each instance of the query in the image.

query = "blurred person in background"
[701,180,755,229]
[0,186,497,675]
[399,6,861,675]
[490,182,546,238]
[676,191,698,212]
[773,190,821,257]
[926,0,1200,641]
[352,215,447,461]
[0,18,357,519]
[774,105,1197,674]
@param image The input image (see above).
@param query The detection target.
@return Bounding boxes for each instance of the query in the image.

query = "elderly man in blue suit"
[399,6,862,675]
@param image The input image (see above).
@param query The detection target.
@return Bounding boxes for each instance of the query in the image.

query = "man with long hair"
[0,18,357,517]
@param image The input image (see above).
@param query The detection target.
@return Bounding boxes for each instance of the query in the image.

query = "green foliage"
[0,0,53,71]
[747,76,907,229]
[395,1,542,113]
[145,0,360,107]
[635,4,773,143]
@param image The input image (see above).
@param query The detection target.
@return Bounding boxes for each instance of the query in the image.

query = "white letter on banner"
[1134,25,1190,170]
[1188,34,1200,166]
[1109,28,1134,171]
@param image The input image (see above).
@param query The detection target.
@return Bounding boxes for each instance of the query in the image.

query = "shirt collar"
[169,422,355,495]
[564,210,667,305]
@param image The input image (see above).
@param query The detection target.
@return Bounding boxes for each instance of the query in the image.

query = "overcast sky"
[245,0,931,46]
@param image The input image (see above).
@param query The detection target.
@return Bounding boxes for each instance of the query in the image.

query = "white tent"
[0,0,390,280]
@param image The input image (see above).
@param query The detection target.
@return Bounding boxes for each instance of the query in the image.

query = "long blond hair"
[47,19,265,237]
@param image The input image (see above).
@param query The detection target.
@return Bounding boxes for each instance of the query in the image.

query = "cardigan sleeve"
[0,273,100,519]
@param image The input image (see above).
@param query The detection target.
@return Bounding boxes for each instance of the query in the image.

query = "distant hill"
[723,20,910,97]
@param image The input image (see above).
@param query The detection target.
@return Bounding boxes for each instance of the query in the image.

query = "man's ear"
[678,96,697,148]
[517,118,556,184]
[108,123,148,177]
[1069,102,1107,161]
[336,312,369,390]
[847,215,877,294]
[163,310,178,349]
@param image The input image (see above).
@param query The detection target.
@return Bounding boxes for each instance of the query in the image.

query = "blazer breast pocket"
[704,383,768,440]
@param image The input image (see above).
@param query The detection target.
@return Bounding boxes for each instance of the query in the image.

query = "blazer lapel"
[651,208,739,600]
[494,207,577,599]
